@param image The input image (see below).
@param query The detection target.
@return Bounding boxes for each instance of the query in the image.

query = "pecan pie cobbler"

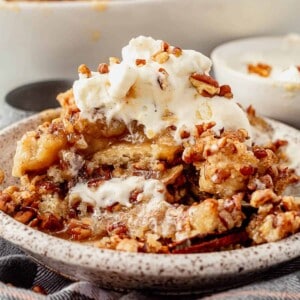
[0,36,299,253]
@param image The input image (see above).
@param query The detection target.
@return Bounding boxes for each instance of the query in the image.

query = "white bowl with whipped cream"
[211,34,300,128]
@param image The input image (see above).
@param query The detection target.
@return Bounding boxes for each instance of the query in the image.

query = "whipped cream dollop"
[73,36,251,142]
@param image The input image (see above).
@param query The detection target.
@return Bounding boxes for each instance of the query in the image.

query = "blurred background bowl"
[0,0,300,120]
[211,34,300,128]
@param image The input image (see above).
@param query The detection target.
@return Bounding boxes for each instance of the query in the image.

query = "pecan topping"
[219,85,233,99]
[152,52,170,64]
[195,121,216,136]
[135,59,146,66]
[97,63,109,74]
[161,41,170,52]
[240,165,254,176]
[171,47,182,57]
[253,148,268,159]
[248,63,272,77]
[211,169,231,184]
[246,105,256,117]
[78,64,91,78]
[180,130,190,139]
[190,73,220,97]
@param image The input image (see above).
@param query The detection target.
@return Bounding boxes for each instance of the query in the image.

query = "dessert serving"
[0,36,299,254]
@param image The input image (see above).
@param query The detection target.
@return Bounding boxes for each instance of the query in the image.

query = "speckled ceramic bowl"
[0,113,300,294]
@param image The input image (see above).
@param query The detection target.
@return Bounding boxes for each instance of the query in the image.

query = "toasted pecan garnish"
[248,63,272,77]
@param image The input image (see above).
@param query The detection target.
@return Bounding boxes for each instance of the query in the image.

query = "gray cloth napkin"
[0,237,299,300]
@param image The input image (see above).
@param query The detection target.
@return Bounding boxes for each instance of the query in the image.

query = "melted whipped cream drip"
[73,36,251,142]
[69,176,166,209]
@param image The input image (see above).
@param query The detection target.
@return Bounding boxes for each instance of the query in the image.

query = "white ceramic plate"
[0,113,300,294]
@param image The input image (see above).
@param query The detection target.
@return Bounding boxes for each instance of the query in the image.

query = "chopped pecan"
[152,52,169,64]
[240,165,254,176]
[158,67,168,75]
[78,64,91,78]
[191,73,219,87]
[190,73,220,97]
[211,169,231,184]
[253,148,268,159]
[39,213,63,231]
[135,59,146,66]
[180,130,190,139]
[182,147,203,164]
[246,105,256,117]
[68,218,92,240]
[97,63,109,74]
[248,63,272,77]
[250,189,278,207]
[161,41,170,52]
[107,222,128,236]
[219,85,233,99]
[195,121,216,136]
[171,47,182,57]
[0,193,12,213]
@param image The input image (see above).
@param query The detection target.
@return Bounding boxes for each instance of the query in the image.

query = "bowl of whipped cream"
[211,34,300,128]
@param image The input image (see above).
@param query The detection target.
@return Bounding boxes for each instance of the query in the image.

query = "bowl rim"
[210,34,300,87]
[0,113,300,281]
